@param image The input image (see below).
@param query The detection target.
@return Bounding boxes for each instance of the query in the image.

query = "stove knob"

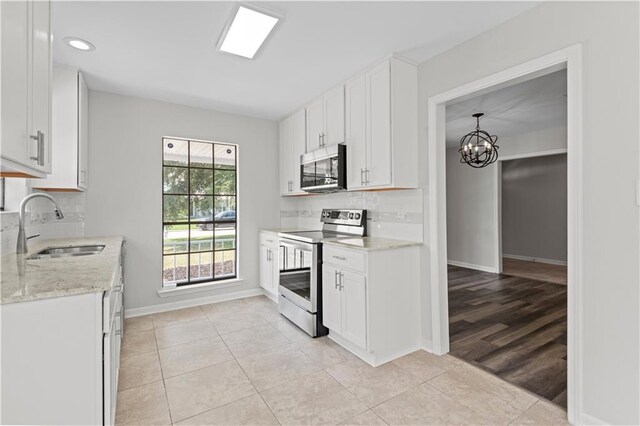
[349,213,354,219]
[355,213,361,220]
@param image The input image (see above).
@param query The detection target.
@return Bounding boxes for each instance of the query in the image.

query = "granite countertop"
[322,236,422,252]
[0,236,124,305]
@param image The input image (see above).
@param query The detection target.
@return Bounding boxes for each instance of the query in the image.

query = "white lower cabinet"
[324,265,367,349]
[322,243,421,366]
[259,232,279,300]
[0,247,124,425]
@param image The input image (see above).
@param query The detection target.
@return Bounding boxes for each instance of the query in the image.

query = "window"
[162,137,237,287]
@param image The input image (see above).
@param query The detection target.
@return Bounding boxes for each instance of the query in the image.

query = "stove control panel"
[321,209,366,226]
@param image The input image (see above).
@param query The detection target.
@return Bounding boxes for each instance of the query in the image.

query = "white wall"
[502,154,567,263]
[446,148,499,271]
[420,2,639,424]
[445,126,567,272]
[281,189,423,242]
[85,91,280,312]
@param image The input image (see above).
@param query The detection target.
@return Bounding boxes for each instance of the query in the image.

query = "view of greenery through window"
[162,137,237,286]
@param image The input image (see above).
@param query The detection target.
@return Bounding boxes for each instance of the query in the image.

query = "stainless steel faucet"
[17,193,64,254]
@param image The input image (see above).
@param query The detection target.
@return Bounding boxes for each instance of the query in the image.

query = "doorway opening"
[427,46,582,423]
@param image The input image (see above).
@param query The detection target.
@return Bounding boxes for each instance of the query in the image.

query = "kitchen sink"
[27,245,106,260]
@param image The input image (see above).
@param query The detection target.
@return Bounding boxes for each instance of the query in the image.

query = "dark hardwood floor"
[447,265,567,407]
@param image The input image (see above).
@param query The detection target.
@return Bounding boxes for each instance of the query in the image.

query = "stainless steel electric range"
[277,209,367,337]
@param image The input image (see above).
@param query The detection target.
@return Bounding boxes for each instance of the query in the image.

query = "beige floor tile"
[392,349,461,381]
[259,307,288,324]
[510,400,568,425]
[159,338,234,378]
[115,381,171,426]
[261,370,368,425]
[152,306,207,329]
[121,329,157,356]
[269,316,315,342]
[209,311,268,335]
[164,360,256,422]
[124,316,154,333]
[332,362,422,408]
[429,364,537,424]
[176,394,278,425]
[237,343,322,391]
[221,324,291,358]
[242,295,277,310]
[154,319,219,349]
[201,299,248,320]
[340,410,387,425]
[295,337,353,368]
[118,351,163,391]
[325,354,381,388]
[373,383,494,425]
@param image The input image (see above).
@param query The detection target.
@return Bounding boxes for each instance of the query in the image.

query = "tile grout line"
[425,364,539,424]
[155,310,174,425]
[202,301,283,425]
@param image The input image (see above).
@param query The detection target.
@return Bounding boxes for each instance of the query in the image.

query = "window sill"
[157,278,244,298]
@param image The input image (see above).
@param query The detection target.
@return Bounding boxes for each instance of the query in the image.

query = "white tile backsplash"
[280,189,424,241]
[0,191,86,255]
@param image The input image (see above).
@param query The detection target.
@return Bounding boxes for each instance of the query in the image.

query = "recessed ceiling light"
[64,37,95,51]
[218,5,279,59]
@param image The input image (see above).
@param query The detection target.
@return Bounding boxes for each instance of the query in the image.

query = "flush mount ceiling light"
[458,113,499,168]
[64,37,95,51]
[217,5,280,59]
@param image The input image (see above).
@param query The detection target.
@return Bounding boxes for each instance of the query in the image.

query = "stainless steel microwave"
[300,144,346,193]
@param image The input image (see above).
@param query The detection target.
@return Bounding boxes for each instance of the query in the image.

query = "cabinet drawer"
[260,232,278,247]
[324,245,366,273]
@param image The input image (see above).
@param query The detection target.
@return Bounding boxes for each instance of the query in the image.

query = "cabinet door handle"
[360,168,365,186]
[332,255,347,261]
[334,269,340,289]
[319,133,322,147]
[339,272,345,290]
[29,131,44,166]
[267,249,271,262]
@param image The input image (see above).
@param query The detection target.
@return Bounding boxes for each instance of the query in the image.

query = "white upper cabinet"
[346,58,418,190]
[306,98,324,152]
[280,56,416,194]
[279,109,306,196]
[0,0,52,178]
[306,85,345,152]
[323,85,345,147]
[33,64,89,191]
[345,74,367,190]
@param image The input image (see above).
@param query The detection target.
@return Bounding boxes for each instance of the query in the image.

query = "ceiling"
[445,69,567,147]
[52,1,538,120]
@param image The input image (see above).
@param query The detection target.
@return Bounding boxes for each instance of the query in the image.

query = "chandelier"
[458,113,499,168]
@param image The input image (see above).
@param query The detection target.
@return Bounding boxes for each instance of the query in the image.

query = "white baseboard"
[447,260,499,273]
[125,288,264,318]
[502,253,568,266]
[579,412,607,425]
[263,289,279,304]
[421,338,433,352]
